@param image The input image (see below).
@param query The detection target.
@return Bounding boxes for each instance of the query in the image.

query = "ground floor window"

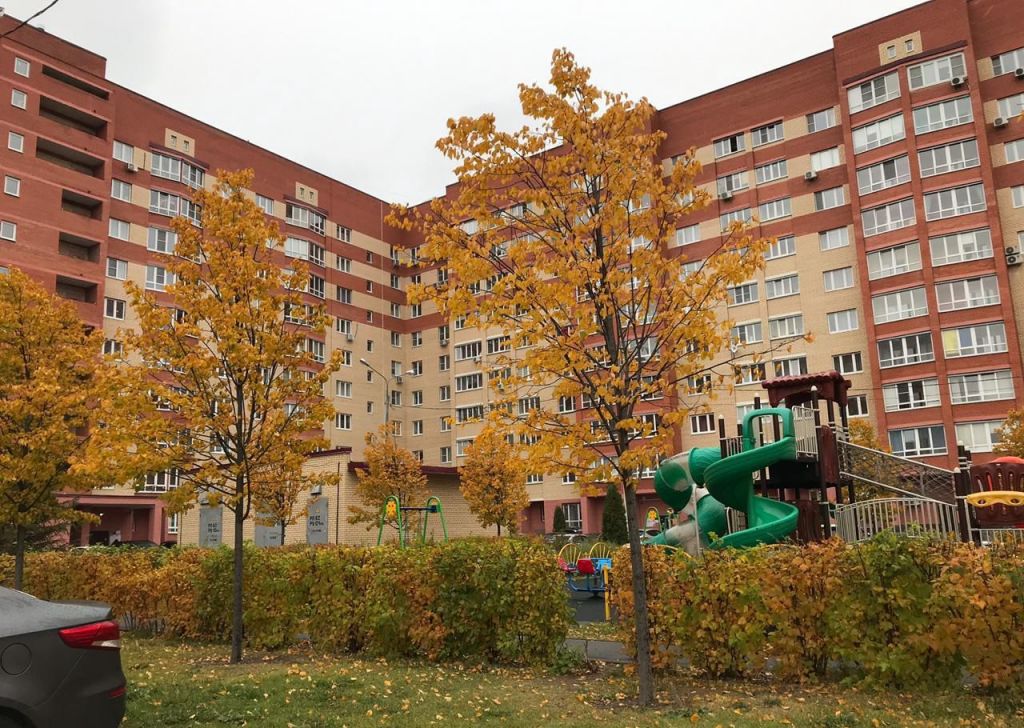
[562,502,582,531]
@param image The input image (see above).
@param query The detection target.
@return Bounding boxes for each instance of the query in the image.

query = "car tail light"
[58,620,121,650]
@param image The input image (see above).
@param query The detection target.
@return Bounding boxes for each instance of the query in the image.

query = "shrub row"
[611,534,1024,690]
[0,538,571,665]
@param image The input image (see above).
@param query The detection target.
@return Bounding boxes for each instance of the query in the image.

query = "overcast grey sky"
[6,0,921,203]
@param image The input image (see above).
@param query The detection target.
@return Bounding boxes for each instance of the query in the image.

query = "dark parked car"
[0,587,125,728]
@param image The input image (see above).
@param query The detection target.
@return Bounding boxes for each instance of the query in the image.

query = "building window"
[690,413,716,434]
[819,227,849,251]
[889,425,947,457]
[930,228,992,267]
[751,121,783,147]
[455,373,483,392]
[827,309,859,333]
[455,340,482,361]
[765,273,798,299]
[950,370,1014,405]
[919,139,980,178]
[143,470,179,493]
[720,207,753,231]
[106,257,127,280]
[336,256,352,273]
[145,265,173,292]
[883,378,940,412]
[823,267,854,291]
[713,132,745,158]
[284,237,325,266]
[337,287,352,304]
[335,413,352,430]
[147,227,177,254]
[913,96,973,135]
[108,219,130,240]
[769,314,804,339]
[111,179,131,202]
[955,421,1003,454]
[255,194,274,215]
[456,438,474,458]
[4,176,20,197]
[104,297,126,320]
[438,354,450,371]
[736,362,767,386]
[907,53,965,90]
[1014,186,1024,208]
[942,322,1007,358]
[810,147,841,172]
[774,356,808,377]
[727,281,758,306]
[309,275,325,299]
[10,89,27,109]
[848,72,900,114]
[758,197,791,222]
[833,352,863,374]
[8,132,24,153]
[335,380,352,398]
[112,140,133,163]
[992,47,1024,76]
[716,170,748,195]
[675,224,700,246]
[867,241,921,280]
[806,108,837,133]
[0,221,15,242]
[13,57,30,77]
[847,395,869,417]
[856,155,911,195]
[731,321,763,345]
[924,183,986,221]
[766,235,795,260]
[1006,140,1024,164]
[412,420,424,436]
[852,114,905,154]
[285,203,326,235]
[439,385,451,401]
[872,287,927,324]
[102,339,123,357]
[755,159,787,185]
[813,187,846,211]
[307,339,325,363]
[997,93,1024,121]
[861,198,915,236]
[341,350,352,366]
[936,275,999,312]
[149,190,181,217]
[878,332,934,368]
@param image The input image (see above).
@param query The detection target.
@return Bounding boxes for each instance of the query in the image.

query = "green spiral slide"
[648,407,799,550]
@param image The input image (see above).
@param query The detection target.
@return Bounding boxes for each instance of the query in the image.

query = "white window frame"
[827,309,859,333]
[949,370,1014,405]
[923,183,986,221]
[848,72,900,114]
[755,159,787,185]
[823,267,854,291]
[954,421,1003,454]
[907,53,965,90]
[867,242,922,280]
[758,197,791,222]
[768,314,804,339]
[889,425,947,457]
[872,287,927,324]
[856,155,911,195]
[878,332,934,369]
[883,378,941,412]
[810,147,841,172]
[861,198,915,236]
[918,138,980,177]
[942,323,1007,358]
[935,275,999,313]
[930,228,992,266]
[819,227,850,251]
[852,114,905,153]
[912,96,973,135]
[814,186,845,211]
[765,273,799,299]
[3,176,20,197]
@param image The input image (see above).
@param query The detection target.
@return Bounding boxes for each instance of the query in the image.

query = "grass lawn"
[121,636,1023,727]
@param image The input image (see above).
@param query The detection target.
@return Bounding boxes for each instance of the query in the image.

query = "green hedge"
[0,538,571,665]
[611,534,1024,690]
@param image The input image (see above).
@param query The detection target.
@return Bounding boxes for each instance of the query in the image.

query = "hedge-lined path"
[121,636,1022,727]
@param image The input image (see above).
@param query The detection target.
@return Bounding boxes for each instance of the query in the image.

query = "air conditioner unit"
[1006,249,1022,266]
[394,375,403,385]
[950,75,965,87]
[310,485,322,496]
[1014,67,1024,79]
[804,170,818,181]
[994,117,1010,128]
[439,339,449,347]
[345,332,355,342]
[719,190,733,201]
[126,163,138,173]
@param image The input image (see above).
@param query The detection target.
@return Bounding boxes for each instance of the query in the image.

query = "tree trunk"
[622,480,655,705]
[497,522,501,537]
[13,523,25,591]
[279,520,286,547]
[230,493,245,664]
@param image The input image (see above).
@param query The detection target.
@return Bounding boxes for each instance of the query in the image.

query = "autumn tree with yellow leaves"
[994,410,1024,459]
[124,169,340,663]
[349,425,430,541]
[459,427,528,536]
[392,50,787,703]
[0,269,155,589]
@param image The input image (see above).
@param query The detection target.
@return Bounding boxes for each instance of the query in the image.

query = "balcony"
[60,189,106,239]
[57,231,101,264]
[39,95,107,138]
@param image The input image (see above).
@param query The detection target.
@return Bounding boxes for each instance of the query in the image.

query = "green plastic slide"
[649,407,799,550]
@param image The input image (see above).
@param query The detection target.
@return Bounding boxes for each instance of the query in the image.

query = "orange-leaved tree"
[124,169,340,663]
[994,409,1024,458]
[460,427,528,536]
[0,268,156,588]
[390,50,790,703]
[349,424,430,541]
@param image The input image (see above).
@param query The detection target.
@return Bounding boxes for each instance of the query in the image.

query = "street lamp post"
[359,358,416,428]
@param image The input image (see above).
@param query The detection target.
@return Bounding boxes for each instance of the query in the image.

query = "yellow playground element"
[588,542,615,559]
[965,491,1024,508]
[557,542,584,568]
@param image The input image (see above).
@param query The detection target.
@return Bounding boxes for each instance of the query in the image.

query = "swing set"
[376,495,448,547]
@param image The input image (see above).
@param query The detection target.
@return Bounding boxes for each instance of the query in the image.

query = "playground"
[557,370,1024,617]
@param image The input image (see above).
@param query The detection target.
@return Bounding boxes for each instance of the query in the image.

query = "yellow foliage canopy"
[459,427,528,535]
[349,425,430,531]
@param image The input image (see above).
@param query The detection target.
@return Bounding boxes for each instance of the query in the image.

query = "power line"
[0,0,61,39]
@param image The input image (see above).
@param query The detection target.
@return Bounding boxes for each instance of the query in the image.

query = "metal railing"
[791,405,818,456]
[835,497,959,543]
[837,440,956,504]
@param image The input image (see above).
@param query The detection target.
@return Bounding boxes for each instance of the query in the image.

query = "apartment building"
[0,0,1022,543]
